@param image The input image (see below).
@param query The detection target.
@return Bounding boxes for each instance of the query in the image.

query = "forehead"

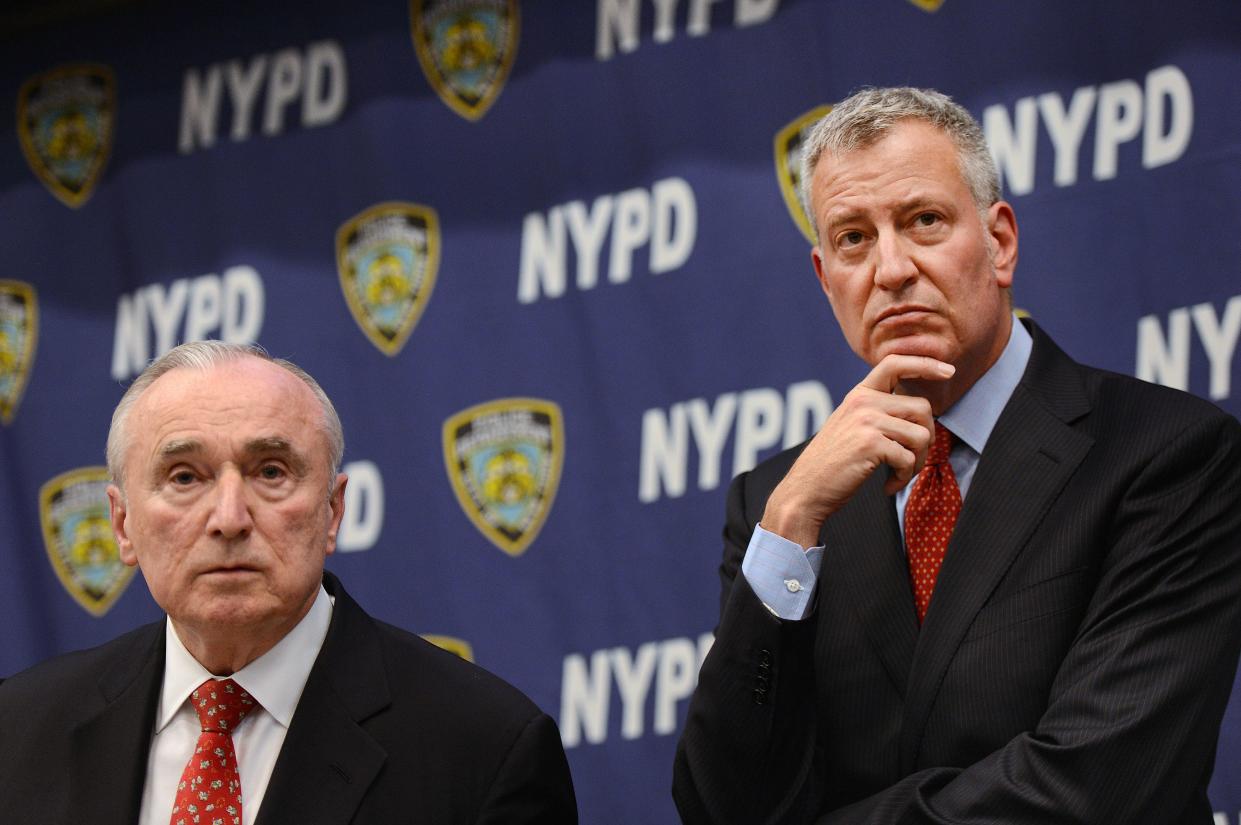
[812,120,969,214]
[130,358,323,457]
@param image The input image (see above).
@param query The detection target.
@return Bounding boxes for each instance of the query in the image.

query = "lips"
[875,305,934,325]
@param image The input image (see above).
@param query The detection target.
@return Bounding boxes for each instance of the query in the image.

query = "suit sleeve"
[673,464,825,824]
[477,711,579,825]
[676,412,1241,825]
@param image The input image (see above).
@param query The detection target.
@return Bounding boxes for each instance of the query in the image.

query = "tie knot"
[190,678,256,733]
[928,422,954,465]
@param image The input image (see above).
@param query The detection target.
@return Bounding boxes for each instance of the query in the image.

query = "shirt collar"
[154,583,333,732]
[938,314,1032,455]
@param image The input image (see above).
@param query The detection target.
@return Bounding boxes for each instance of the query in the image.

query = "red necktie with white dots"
[170,678,257,825]
[904,422,961,624]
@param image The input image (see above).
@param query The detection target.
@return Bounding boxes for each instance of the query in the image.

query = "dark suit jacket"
[0,572,577,824]
[673,322,1241,824]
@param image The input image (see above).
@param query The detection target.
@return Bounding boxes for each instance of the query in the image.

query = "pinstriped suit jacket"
[674,321,1241,824]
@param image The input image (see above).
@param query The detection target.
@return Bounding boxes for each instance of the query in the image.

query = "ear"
[987,201,1018,288]
[324,473,348,557]
[811,245,832,299]
[107,484,138,567]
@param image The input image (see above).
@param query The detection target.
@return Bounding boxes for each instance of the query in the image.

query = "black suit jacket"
[674,322,1241,824]
[0,572,578,824]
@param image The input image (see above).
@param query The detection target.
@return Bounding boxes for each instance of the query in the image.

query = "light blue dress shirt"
[741,317,1033,620]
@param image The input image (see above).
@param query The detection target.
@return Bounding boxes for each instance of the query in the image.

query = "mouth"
[874,305,935,326]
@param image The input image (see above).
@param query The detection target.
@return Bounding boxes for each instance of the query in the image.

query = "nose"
[205,469,253,539]
[872,231,919,291]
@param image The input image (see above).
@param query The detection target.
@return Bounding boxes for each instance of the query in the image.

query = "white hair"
[800,86,1001,240]
[106,340,344,489]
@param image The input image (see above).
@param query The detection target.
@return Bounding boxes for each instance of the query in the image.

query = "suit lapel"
[69,624,164,825]
[899,324,1095,772]
[824,471,919,697]
[255,574,389,825]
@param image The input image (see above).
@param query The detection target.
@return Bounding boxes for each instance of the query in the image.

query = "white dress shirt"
[136,585,333,825]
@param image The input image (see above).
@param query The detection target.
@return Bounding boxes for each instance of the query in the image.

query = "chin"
[872,334,954,363]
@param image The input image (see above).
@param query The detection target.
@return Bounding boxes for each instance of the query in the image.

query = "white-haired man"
[674,87,1241,824]
[0,341,578,825]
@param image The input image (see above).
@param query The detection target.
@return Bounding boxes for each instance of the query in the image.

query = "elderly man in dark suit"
[0,341,577,824]
[673,87,1241,824]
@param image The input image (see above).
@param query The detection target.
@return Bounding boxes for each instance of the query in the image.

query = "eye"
[915,212,940,227]
[258,463,286,481]
[170,469,197,486]
[838,230,865,248]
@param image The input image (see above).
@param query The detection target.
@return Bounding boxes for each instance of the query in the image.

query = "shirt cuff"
[740,524,825,620]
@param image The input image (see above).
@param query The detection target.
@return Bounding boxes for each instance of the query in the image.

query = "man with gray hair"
[0,341,578,824]
[674,87,1241,823]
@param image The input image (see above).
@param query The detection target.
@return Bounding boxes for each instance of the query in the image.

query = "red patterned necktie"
[904,422,961,624]
[170,678,257,825]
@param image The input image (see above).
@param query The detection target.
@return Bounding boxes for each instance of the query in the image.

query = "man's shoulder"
[368,616,543,721]
[1,622,161,698]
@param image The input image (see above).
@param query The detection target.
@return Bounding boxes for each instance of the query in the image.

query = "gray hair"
[800,87,1001,239]
[106,341,344,489]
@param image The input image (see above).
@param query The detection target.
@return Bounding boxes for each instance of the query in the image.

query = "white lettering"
[1093,79,1143,181]
[303,40,348,127]
[686,395,737,492]
[611,644,659,739]
[1137,308,1191,391]
[517,209,567,304]
[1143,65,1193,169]
[735,0,779,26]
[178,66,222,154]
[560,649,611,747]
[609,187,651,284]
[1191,296,1241,400]
[984,97,1037,196]
[563,196,614,290]
[733,387,784,477]
[224,56,267,141]
[1037,87,1095,188]
[639,404,688,502]
[650,177,697,274]
[596,0,640,60]
[338,460,384,552]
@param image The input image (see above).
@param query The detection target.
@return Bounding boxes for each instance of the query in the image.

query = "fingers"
[860,354,955,393]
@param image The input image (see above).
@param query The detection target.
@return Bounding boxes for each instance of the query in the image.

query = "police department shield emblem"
[774,104,832,245]
[0,280,38,424]
[40,467,135,616]
[410,0,519,121]
[336,202,440,356]
[421,634,476,662]
[17,64,115,208]
[443,398,563,557]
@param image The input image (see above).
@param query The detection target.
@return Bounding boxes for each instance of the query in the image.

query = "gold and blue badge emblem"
[336,202,440,356]
[907,0,945,10]
[17,64,115,208]
[0,280,38,424]
[443,398,563,557]
[410,0,519,121]
[774,104,832,245]
[421,634,476,662]
[39,467,135,616]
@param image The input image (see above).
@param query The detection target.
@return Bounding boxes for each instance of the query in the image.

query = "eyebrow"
[155,436,310,474]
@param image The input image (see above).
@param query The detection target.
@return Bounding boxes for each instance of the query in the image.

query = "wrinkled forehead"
[132,358,328,458]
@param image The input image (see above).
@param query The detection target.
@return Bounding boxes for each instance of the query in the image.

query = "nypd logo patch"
[17,64,115,208]
[336,202,441,356]
[774,104,832,245]
[0,280,38,425]
[410,0,519,121]
[39,467,135,616]
[443,398,564,557]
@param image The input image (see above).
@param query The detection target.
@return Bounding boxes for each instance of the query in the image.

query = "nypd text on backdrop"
[983,65,1191,196]
[560,633,714,747]
[640,380,832,502]
[1139,294,1241,403]
[112,266,264,381]
[596,0,780,60]
[179,40,347,154]
[519,177,697,304]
